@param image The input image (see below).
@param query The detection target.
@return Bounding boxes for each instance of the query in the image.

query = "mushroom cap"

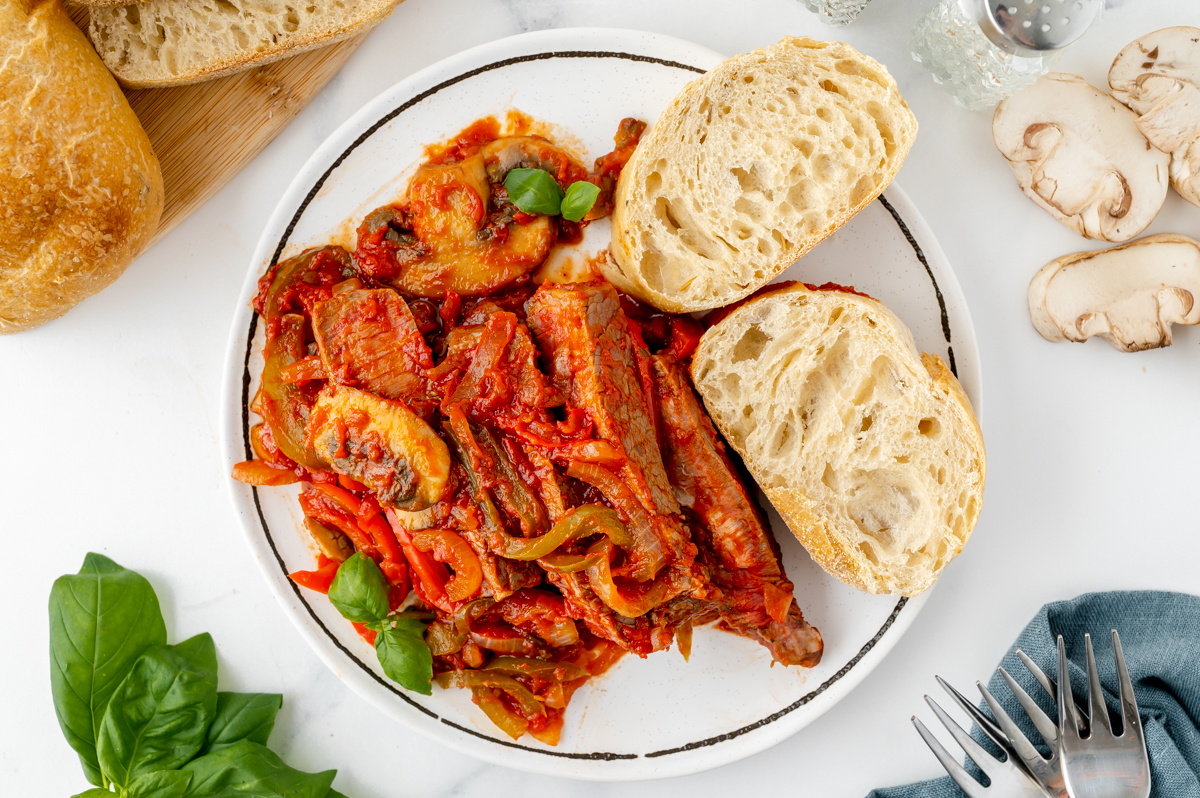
[1028,233,1200,352]
[1109,27,1200,208]
[993,73,1169,242]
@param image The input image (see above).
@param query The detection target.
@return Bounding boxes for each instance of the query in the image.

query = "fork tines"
[911,682,1049,798]
[1056,631,1150,798]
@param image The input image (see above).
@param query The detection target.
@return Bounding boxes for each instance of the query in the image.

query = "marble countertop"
[5,0,1199,795]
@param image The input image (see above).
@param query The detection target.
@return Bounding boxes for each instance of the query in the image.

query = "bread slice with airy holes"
[690,284,985,596]
[602,37,917,314]
[88,0,403,88]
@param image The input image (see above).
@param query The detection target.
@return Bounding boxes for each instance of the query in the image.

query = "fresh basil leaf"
[127,769,193,798]
[72,790,115,797]
[50,553,167,786]
[325,790,349,798]
[173,633,218,676]
[97,635,218,788]
[504,168,563,216]
[202,693,282,755]
[183,740,334,798]
[560,181,600,222]
[374,618,432,695]
[327,553,388,623]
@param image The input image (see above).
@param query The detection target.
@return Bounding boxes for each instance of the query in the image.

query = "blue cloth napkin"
[867,591,1200,798]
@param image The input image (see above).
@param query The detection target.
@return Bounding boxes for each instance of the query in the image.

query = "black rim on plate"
[239,49,955,763]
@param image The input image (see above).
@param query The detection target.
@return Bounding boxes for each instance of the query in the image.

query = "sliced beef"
[651,355,780,579]
[312,287,432,402]
[652,355,823,668]
[526,282,678,518]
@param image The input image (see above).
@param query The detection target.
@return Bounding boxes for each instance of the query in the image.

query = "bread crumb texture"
[606,37,917,313]
[1,0,162,334]
[90,0,403,87]
[692,286,985,595]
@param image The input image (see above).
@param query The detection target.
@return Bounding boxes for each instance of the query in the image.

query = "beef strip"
[652,355,823,667]
[524,283,711,646]
[651,355,780,578]
[526,282,679,520]
[312,287,431,401]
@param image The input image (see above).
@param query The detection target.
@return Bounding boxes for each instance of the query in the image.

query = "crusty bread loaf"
[1,0,163,334]
[603,37,917,314]
[691,285,985,596]
[89,0,403,88]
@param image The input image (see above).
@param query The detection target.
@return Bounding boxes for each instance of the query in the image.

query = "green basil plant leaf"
[183,740,335,798]
[560,181,600,222]
[127,769,193,798]
[374,618,432,695]
[202,693,282,755]
[326,791,350,798]
[50,553,167,786]
[97,634,218,788]
[327,553,388,623]
[72,790,116,797]
[173,632,218,676]
[504,168,563,216]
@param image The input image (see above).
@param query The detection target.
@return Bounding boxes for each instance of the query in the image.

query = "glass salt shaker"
[910,0,1103,110]
[799,0,873,27]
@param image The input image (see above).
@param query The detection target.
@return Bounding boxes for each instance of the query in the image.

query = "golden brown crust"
[1,0,163,334]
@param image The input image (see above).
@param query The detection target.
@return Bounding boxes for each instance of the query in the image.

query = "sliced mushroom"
[1028,233,1200,351]
[1109,27,1200,208]
[993,73,1169,242]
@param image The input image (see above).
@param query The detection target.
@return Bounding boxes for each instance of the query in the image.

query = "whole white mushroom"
[993,73,1169,242]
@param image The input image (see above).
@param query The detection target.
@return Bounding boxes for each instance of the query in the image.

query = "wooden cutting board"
[69,7,365,246]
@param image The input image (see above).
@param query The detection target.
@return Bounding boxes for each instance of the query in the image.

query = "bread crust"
[604,37,917,314]
[89,0,404,88]
[1,0,163,334]
[691,285,985,596]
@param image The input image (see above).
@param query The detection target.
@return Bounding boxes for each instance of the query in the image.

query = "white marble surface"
[5,0,1199,795]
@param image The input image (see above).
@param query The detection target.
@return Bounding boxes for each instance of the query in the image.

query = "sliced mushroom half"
[1109,27,1200,208]
[993,73,1169,242]
[1028,233,1200,352]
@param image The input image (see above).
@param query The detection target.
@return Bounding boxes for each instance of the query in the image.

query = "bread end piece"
[691,285,985,596]
[605,37,917,314]
[1,0,163,334]
[89,0,403,88]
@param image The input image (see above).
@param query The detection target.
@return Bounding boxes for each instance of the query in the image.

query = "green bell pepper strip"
[257,314,325,471]
[474,426,549,538]
[482,657,588,683]
[536,550,605,574]
[434,671,545,717]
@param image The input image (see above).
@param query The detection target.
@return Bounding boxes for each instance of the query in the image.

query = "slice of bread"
[691,285,985,596]
[603,37,917,314]
[89,0,403,88]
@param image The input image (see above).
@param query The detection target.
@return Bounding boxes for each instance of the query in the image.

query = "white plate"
[219,27,982,781]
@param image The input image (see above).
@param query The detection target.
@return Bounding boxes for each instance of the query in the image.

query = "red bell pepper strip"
[289,557,340,594]
[385,509,452,612]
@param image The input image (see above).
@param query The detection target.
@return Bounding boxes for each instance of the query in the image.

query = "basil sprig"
[503,168,599,221]
[327,553,432,695]
[50,554,344,798]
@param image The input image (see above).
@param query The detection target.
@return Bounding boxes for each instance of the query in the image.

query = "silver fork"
[912,683,1050,797]
[938,648,1089,798]
[1057,631,1151,798]
[967,646,1089,798]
